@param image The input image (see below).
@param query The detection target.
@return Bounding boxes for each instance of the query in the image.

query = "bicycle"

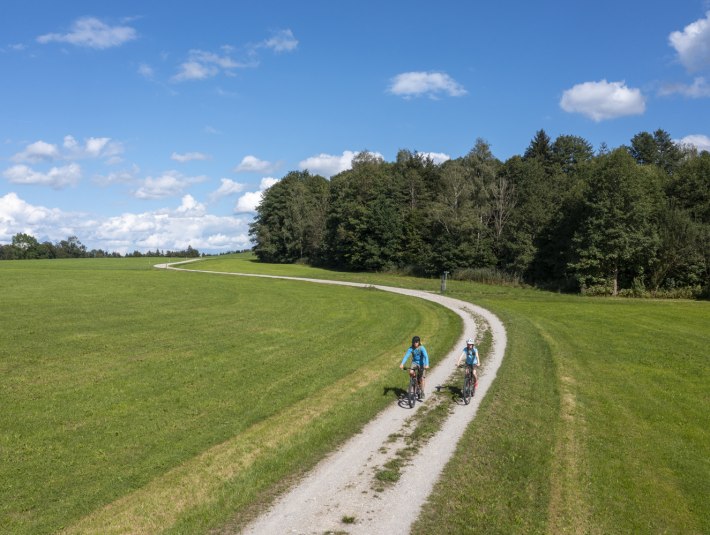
[404,366,423,408]
[459,364,477,405]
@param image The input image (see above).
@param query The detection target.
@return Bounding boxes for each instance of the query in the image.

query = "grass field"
[0,257,459,534]
[185,254,710,534]
[2,254,708,534]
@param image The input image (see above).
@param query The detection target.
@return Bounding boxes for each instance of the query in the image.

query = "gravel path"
[156,262,507,534]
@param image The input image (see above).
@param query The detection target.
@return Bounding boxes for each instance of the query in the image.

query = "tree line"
[250,129,710,297]
[0,234,202,260]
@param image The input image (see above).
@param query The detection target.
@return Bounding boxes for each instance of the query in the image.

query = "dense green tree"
[668,151,710,223]
[250,170,329,263]
[551,135,594,175]
[629,131,657,165]
[523,129,553,164]
[325,153,404,270]
[629,129,683,175]
[568,149,661,294]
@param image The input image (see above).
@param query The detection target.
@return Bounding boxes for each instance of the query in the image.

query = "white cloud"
[388,71,467,99]
[235,191,264,213]
[234,176,280,213]
[298,150,384,178]
[0,193,251,254]
[669,11,710,72]
[93,165,140,186]
[37,17,137,49]
[172,47,255,82]
[11,140,60,163]
[260,177,279,189]
[560,80,646,121]
[677,134,710,152]
[659,76,710,98]
[3,163,81,189]
[137,63,154,79]
[171,151,210,163]
[299,151,357,178]
[63,135,124,160]
[261,29,298,52]
[234,155,277,173]
[209,178,246,201]
[417,151,451,165]
[133,171,206,199]
[175,194,206,215]
[12,136,123,163]
[0,192,67,235]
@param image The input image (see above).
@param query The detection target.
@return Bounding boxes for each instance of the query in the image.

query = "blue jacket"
[462,346,479,365]
[401,346,429,367]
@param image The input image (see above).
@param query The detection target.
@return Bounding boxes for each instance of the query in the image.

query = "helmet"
[412,336,421,345]
[466,338,475,345]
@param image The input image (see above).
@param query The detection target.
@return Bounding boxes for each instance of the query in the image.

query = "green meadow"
[186,254,710,534]
[1,254,708,534]
[0,258,459,534]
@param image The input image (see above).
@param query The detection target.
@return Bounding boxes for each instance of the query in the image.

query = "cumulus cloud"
[417,151,451,165]
[261,29,298,52]
[0,192,63,228]
[677,134,710,152]
[37,17,137,49]
[234,177,280,213]
[11,141,60,163]
[0,192,251,254]
[669,11,710,72]
[659,76,710,98]
[235,191,264,213]
[171,151,210,163]
[388,71,467,99]
[133,171,206,199]
[209,178,246,202]
[298,150,385,178]
[62,135,124,160]
[234,155,277,173]
[3,163,81,189]
[94,197,250,253]
[560,80,646,121]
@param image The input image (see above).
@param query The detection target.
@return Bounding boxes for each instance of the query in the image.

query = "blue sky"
[2,0,710,254]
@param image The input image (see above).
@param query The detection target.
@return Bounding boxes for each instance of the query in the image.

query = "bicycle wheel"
[408,377,416,408]
[463,373,471,405]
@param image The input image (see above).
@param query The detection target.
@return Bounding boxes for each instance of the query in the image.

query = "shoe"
[474,382,479,388]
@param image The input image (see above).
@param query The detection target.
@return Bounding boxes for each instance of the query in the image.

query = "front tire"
[408,378,416,408]
[463,374,472,405]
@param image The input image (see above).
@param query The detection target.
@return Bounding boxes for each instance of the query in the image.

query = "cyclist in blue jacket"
[456,338,479,387]
[399,335,430,399]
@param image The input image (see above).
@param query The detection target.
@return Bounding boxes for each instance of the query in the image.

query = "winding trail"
[156,261,507,535]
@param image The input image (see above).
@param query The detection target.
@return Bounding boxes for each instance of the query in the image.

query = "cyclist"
[456,338,479,388]
[399,335,430,399]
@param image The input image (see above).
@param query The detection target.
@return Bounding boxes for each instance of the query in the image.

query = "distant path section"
[155,260,507,534]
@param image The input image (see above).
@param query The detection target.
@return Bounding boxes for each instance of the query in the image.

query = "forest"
[250,129,710,297]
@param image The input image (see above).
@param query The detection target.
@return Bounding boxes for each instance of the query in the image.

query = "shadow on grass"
[435,383,469,405]
[383,386,420,409]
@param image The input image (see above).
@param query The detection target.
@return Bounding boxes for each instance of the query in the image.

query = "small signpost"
[441,271,449,293]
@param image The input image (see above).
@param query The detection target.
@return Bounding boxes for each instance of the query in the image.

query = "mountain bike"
[459,364,477,405]
[405,367,422,408]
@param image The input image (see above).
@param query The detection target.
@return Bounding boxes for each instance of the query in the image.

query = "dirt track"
[157,262,507,534]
